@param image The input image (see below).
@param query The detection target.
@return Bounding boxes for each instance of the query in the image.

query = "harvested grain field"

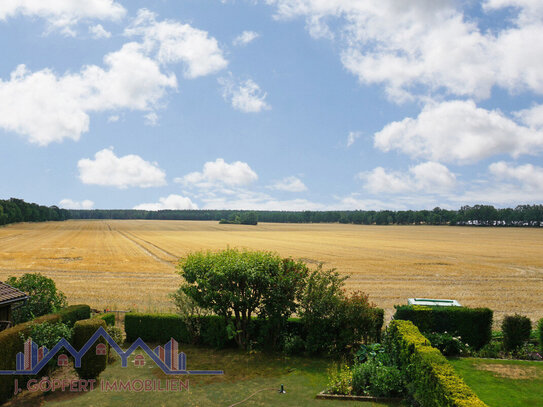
[0,220,541,323]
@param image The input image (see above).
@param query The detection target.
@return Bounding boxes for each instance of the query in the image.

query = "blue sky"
[1,0,542,211]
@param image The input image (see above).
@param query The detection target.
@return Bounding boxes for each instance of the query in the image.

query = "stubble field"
[0,220,541,324]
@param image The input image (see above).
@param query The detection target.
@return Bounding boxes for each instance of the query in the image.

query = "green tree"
[6,273,67,324]
[178,249,302,349]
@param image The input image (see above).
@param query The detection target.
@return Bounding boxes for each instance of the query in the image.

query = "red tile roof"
[0,282,28,306]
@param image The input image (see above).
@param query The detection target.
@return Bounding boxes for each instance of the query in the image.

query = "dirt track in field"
[0,220,541,323]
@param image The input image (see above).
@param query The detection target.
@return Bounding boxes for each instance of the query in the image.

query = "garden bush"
[538,318,543,353]
[424,332,470,357]
[20,321,73,350]
[58,305,91,327]
[352,361,403,397]
[0,305,89,404]
[385,320,488,407]
[97,312,115,326]
[501,314,532,351]
[73,319,107,380]
[393,305,492,349]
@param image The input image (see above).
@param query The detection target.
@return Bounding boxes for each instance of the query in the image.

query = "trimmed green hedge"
[538,318,543,353]
[58,304,91,327]
[125,311,383,353]
[73,319,107,380]
[97,312,115,326]
[386,320,488,407]
[0,305,90,404]
[393,305,492,349]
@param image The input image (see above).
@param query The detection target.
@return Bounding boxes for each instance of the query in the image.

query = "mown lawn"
[449,357,543,407]
[5,345,400,407]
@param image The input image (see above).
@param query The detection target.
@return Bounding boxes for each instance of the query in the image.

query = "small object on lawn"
[279,384,286,394]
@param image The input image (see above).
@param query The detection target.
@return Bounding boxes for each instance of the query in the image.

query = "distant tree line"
[0,198,70,226]
[68,204,543,227]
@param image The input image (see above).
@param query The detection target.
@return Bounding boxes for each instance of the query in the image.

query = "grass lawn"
[5,345,401,407]
[449,357,543,407]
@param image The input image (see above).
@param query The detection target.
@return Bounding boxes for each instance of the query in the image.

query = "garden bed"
[316,391,402,403]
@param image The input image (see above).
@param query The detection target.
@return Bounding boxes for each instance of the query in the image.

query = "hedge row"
[97,312,115,326]
[125,312,383,352]
[538,318,543,353]
[0,304,90,404]
[386,320,488,407]
[73,318,107,380]
[393,305,492,349]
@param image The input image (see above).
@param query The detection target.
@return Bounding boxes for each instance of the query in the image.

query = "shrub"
[97,312,115,326]
[283,334,305,356]
[473,341,502,358]
[0,305,89,404]
[300,267,383,354]
[501,314,532,351]
[20,321,73,350]
[105,325,123,363]
[58,305,91,327]
[393,305,493,349]
[385,320,488,407]
[326,363,352,395]
[424,332,471,357]
[73,319,107,380]
[6,273,67,324]
[538,318,543,353]
[352,361,403,397]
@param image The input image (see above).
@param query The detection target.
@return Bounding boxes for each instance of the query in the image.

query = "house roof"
[0,282,28,306]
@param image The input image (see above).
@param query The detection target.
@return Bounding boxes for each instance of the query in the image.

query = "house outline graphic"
[0,327,223,376]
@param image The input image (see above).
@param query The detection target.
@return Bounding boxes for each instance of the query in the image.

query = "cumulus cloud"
[0,0,125,35]
[125,9,228,78]
[59,199,95,209]
[133,194,198,210]
[233,30,260,46]
[0,43,176,145]
[78,148,167,188]
[515,104,543,129]
[374,100,543,164]
[360,162,457,195]
[269,176,308,192]
[176,158,258,188]
[489,161,543,191]
[219,76,270,113]
[89,24,111,39]
[266,0,543,101]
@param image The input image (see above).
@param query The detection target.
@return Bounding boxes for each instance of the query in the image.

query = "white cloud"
[267,0,543,100]
[233,30,260,46]
[269,176,308,192]
[347,131,361,147]
[133,194,198,210]
[360,162,456,195]
[78,148,167,188]
[107,115,120,123]
[374,100,543,164]
[89,24,111,39]
[59,199,94,209]
[200,190,323,210]
[176,158,258,188]
[515,104,543,129]
[489,161,543,191]
[219,76,270,113]
[0,43,176,145]
[125,9,228,78]
[0,0,125,35]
